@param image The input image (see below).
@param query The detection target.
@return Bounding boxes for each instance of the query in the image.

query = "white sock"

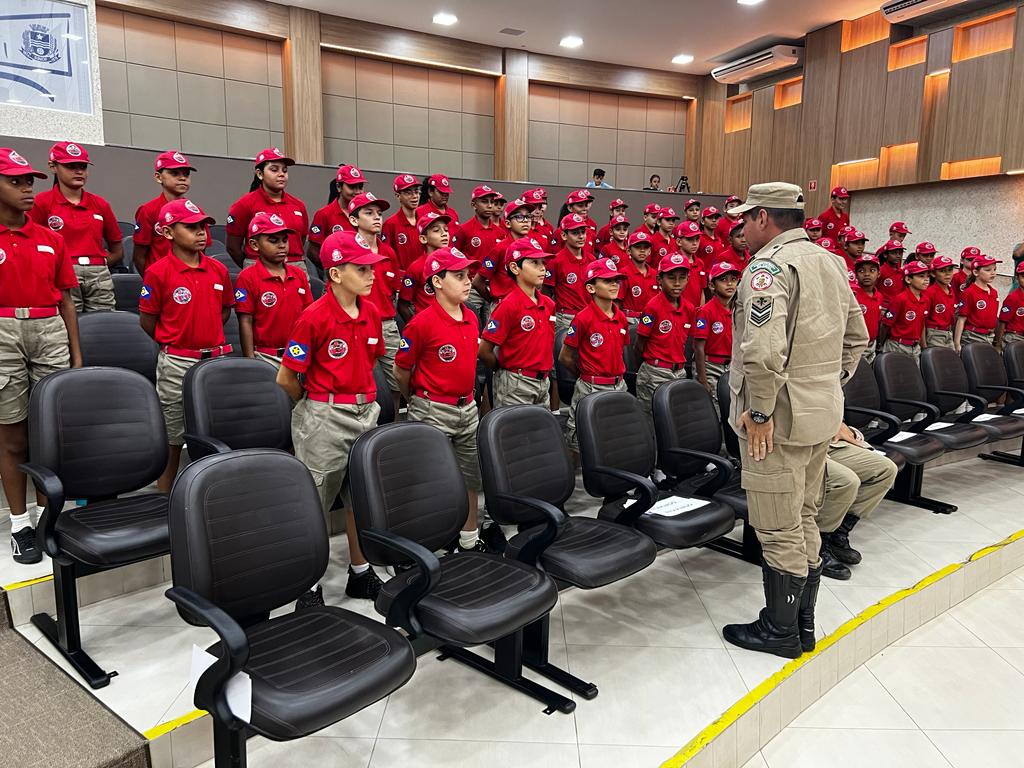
[9,513,31,534]
[350,562,369,574]
[459,529,479,549]
[33,505,45,526]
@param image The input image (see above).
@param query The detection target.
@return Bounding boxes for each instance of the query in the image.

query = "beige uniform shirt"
[729,228,868,446]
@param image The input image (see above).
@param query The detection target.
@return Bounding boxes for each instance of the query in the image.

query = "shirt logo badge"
[905,311,916,321]
[658,319,673,334]
[485,319,498,333]
[977,300,987,310]
[397,233,408,245]
[328,338,349,359]
[172,287,192,304]
[47,215,63,231]
[935,303,946,313]
[234,288,248,302]
[311,225,321,235]
[750,272,774,291]
[883,278,893,287]
[286,341,308,361]
[520,315,536,331]
[1016,307,1024,317]
[589,332,604,348]
[402,277,414,288]
[696,318,707,329]
[260,291,278,307]
[471,236,481,248]
[712,321,724,334]
[140,284,152,299]
[566,272,578,285]
[631,285,642,297]
[641,314,653,326]
[438,343,458,362]
[399,337,411,351]
[331,224,343,233]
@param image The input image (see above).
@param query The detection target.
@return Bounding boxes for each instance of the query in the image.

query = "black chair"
[166,449,415,767]
[373,365,395,425]
[111,236,134,274]
[209,223,228,244]
[576,390,737,550]
[211,251,242,281]
[222,311,242,357]
[183,358,292,461]
[961,342,1024,467]
[842,359,950,513]
[205,239,228,257]
[117,221,135,238]
[478,405,657,697]
[77,310,159,383]
[19,368,169,688]
[112,272,143,313]
[309,275,325,300]
[349,422,571,714]
[1005,341,1024,389]
[553,328,577,406]
[623,323,640,396]
[655,379,760,564]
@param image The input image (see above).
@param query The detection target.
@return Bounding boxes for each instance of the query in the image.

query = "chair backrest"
[652,379,723,478]
[920,347,969,414]
[205,240,228,256]
[842,359,883,429]
[716,372,741,459]
[373,365,395,424]
[114,236,135,273]
[962,342,1009,403]
[309,275,326,300]
[112,273,143,313]
[78,310,159,383]
[169,449,326,622]
[27,367,167,499]
[479,405,574,526]
[1005,341,1024,388]
[209,224,228,244]
[211,252,241,281]
[349,422,467,565]
[118,221,135,238]
[222,311,242,356]
[873,352,927,420]
[183,358,292,456]
[553,328,577,404]
[576,390,655,498]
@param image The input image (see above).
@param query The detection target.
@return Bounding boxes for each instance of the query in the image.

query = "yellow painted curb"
[143,708,207,740]
[2,574,53,591]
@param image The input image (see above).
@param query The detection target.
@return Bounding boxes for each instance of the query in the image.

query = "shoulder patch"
[749,296,774,327]
[748,259,781,275]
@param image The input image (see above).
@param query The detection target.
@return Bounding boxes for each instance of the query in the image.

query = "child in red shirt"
[804,218,823,243]
[695,261,739,412]
[954,247,981,298]
[235,212,312,365]
[416,173,463,247]
[382,173,422,270]
[398,212,450,321]
[698,207,721,264]
[683,199,700,223]
[842,231,869,284]
[713,196,742,242]
[596,198,628,248]
[996,261,1024,350]
[524,188,557,249]
[876,239,906,307]
[651,207,680,261]
[133,150,208,275]
[955,254,1001,351]
[474,197,535,306]
[545,213,594,334]
[817,186,850,236]
[715,218,750,272]
[879,261,930,360]
[307,164,366,275]
[852,254,883,363]
[599,215,630,264]
[559,258,629,450]
[139,199,232,492]
[619,231,659,322]
[674,221,709,308]
[924,255,957,349]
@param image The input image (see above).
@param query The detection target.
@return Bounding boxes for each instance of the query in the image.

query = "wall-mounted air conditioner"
[710,46,803,85]
[880,0,969,24]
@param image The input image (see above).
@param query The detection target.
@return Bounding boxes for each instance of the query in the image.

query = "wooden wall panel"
[282,8,323,164]
[952,9,1016,62]
[697,78,727,193]
[748,87,775,185]
[1002,9,1024,170]
[800,23,844,212]
[722,130,751,194]
[945,50,1012,160]
[684,99,700,189]
[882,64,925,147]
[495,50,529,181]
[889,37,927,70]
[841,12,890,52]
[770,104,803,186]
[725,94,753,133]
[879,143,919,186]
[927,28,954,73]
[918,72,950,182]
[99,0,289,38]
[941,156,1002,179]
[774,77,803,109]
[834,41,889,162]
[831,159,880,191]
[527,54,700,99]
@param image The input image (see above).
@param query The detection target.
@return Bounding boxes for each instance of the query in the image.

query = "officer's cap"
[730,182,805,215]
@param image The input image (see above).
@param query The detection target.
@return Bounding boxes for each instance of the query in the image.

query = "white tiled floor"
[5,455,1024,768]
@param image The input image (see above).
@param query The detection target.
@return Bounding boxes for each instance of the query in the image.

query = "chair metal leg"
[702,520,762,565]
[31,561,115,689]
[978,438,1024,466]
[886,464,957,515]
[522,616,598,700]
[212,720,247,768]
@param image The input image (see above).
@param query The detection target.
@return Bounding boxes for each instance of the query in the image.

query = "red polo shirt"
[695,297,733,361]
[924,283,956,330]
[713,214,739,243]
[1000,290,1024,334]
[618,259,659,317]
[952,269,971,299]
[697,233,719,269]
[482,286,555,373]
[958,283,999,333]
[682,261,708,310]
[138,254,232,348]
[596,221,613,248]
[282,294,383,397]
[0,217,77,306]
[226,187,309,261]
[564,300,628,378]
[29,187,120,263]
[545,248,593,314]
[460,216,505,260]
[133,193,211,271]
[398,253,436,312]
[877,264,903,307]
[234,261,312,349]
[714,244,750,272]
[638,293,694,365]
[650,232,673,262]
[533,219,557,250]
[365,241,399,320]
[600,241,629,264]
[479,238,517,302]
[882,289,928,343]
[817,207,849,236]
[308,200,354,245]
[381,209,422,270]
[553,218,597,256]
[395,300,480,399]
[853,286,882,342]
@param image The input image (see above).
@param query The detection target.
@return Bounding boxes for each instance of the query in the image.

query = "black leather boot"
[723,564,806,659]
[820,534,851,580]
[799,561,823,652]
[830,514,862,565]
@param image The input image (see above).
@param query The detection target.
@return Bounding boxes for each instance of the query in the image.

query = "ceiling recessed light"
[672,53,695,65]
[560,35,583,49]
[432,11,458,26]
[737,0,764,5]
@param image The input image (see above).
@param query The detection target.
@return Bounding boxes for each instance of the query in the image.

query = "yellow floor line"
[2,574,53,591]
[143,708,207,740]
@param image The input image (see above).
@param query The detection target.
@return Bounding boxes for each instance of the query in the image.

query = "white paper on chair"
[924,422,954,431]
[625,496,710,517]
[191,645,252,723]
[974,414,1000,422]
[887,431,918,443]
[1014,408,1024,416]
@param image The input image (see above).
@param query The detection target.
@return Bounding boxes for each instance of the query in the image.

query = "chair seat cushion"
[950,416,1024,441]
[506,517,657,589]
[54,493,169,566]
[210,607,414,741]
[376,552,557,646]
[882,434,944,464]
[633,496,737,549]
[918,422,989,450]
[713,475,748,520]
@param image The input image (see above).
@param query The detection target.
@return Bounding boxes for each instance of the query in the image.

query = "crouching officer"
[722,183,868,659]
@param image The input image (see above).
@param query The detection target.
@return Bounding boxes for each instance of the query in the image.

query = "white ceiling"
[290,0,883,74]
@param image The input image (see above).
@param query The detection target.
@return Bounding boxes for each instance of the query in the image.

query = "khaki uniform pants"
[254,351,283,367]
[740,439,828,577]
[704,361,729,413]
[962,329,994,346]
[292,396,380,516]
[862,345,877,365]
[407,396,481,490]
[566,378,627,449]
[493,369,550,407]
[817,443,899,533]
[882,340,921,361]
[555,312,576,337]
[635,362,685,416]
[0,316,69,424]
[156,352,200,446]
[926,329,953,349]
[70,265,115,313]
[1003,332,1024,347]
[379,318,401,393]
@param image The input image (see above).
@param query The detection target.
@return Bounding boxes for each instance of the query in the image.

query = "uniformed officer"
[722,182,868,659]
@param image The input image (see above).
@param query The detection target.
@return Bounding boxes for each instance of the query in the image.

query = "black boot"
[830,514,862,565]
[723,564,806,659]
[799,562,822,652]
[820,534,851,580]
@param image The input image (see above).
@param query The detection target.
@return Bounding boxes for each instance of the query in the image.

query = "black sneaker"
[11,528,42,565]
[294,585,324,611]
[457,538,489,554]
[345,566,384,600]
[480,523,507,554]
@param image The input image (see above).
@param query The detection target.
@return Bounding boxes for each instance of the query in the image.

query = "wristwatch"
[750,410,771,424]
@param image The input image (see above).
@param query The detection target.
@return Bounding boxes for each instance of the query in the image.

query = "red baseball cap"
[48,142,91,165]
[158,198,215,227]
[961,246,982,260]
[709,260,742,280]
[609,214,630,227]
[0,148,46,178]
[846,230,869,243]
[684,198,700,210]
[428,174,453,194]
[504,236,552,266]
[804,218,823,230]
[248,211,294,236]
[702,206,721,218]
[817,237,836,251]
[609,198,628,210]
[423,246,478,279]
[644,203,662,215]
[879,238,905,252]
[855,253,880,267]
[494,190,508,203]
[725,195,742,206]
[586,258,625,281]
[336,165,365,185]
[972,254,1001,268]
[560,212,588,231]
[154,150,195,172]
[914,241,936,255]
[504,197,536,218]
[831,186,850,198]
[1016,261,1024,275]
[321,231,386,268]
[902,260,930,276]
[628,230,653,247]
[889,221,911,234]
[728,218,745,235]
[347,191,390,215]
[674,221,702,239]
[930,255,955,269]
[658,252,692,273]
[524,187,547,203]
[417,211,451,234]
[472,184,500,200]
[566,189,593,205]
[393,173,419,192]
[657,207,679,220]
[254,147,294,166]
[838,225,856,240]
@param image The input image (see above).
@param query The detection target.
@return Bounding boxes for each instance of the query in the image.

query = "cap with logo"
[154,150,196,172]
[609,214,630,227]
[804,218,823,230]
[709,260,742,280]
[393,173,419,192]
[657,207,679,220]
[879,238,906,252]
[929,255,955,270]
[347,191,390,215]
[48,142,91,165]
[472,184,500,200]
[731,183,806,215]
[417,211,451,234]
[1016,261,1024,275]
[566,189,594,205]
[0,148,46,178]
[889,221,911,234]
[427,174,453,194]
[644,203,662,215]
[914,241,937,255]
[504,237,552,266]
[972,254,1001,268]
[673,221,702,239]
[248,211,294,236]
[725,195,743,206]
[423,247,478,278]
[658,252,692,274]
[524,187,547,203]
[831,186,850,198]
[684,198,701,210]
[961,246,982,260]
[158,198,215,227]
[336,165,365,185]
[628,230,653,247]
[254,147,294,167]
[321,231,386,268]
[608,198,628,210]
[817,238,836,251]
[560,212,588,231]
[586,258,625,282]
[838,225,856,241]
[728,218,746,234]
[902,260,930,276]
[701,206,722,218]
[855,253,881,267]
[504,197,536,218]
[845,230,868,243]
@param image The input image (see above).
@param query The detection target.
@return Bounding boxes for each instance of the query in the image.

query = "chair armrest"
[882,397,939,431]
[183,433,232,460]
[18,462,65,558]
[843,406,901,444]
[929,390,988,423]
[662,448,733,496]
[589,466,659,527]
[494,492,567,567]
[165,585,249,726]
[359,528,441,638]
[974,384,1024,414]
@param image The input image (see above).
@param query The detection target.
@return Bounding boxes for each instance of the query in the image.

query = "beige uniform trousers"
[1002,332,1024,347]
[70,264,115,312]
[704,361,729,413]
[862,345,877,365]
[882,340,921,361]
[254,351,283,367]
[0,315,69,424]
[407,396,481,490]
[566,377,627,449]
[740,439,828,577]
[817,442,899,533]
[554,311,576,336]
[379,319,401,393]
[492,369,550,407]
[926,329,953,349]
[156,351,200,446]
[962,329,995,346]
[635,362,686,416]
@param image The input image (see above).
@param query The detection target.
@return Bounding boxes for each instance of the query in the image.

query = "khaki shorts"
[882,340,921,360]
[492,369,550,407]
[407,395,481,490]
[0,315,70,424]
[70,264,115,313]
[962,329,994,346]
[379,318,400,393]
[635,362,685,415]
[292,396,380,515]
[926,329,953,349]
[566,377,627,449]
[156,351,200,446]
